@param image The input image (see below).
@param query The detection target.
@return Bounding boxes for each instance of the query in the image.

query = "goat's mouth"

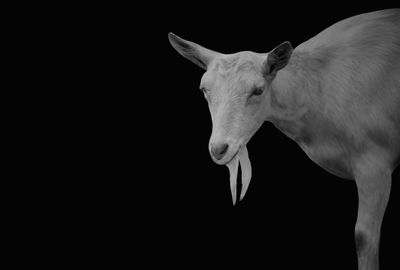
[212,142,243,166]
[213,149,240,166]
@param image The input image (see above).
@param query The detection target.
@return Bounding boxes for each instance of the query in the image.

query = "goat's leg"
[354,154,392,270]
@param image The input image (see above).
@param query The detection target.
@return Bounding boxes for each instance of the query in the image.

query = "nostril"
[211,143,229,160]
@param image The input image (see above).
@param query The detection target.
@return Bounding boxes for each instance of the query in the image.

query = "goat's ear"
[263,41,293,77]
[168,32,219,70]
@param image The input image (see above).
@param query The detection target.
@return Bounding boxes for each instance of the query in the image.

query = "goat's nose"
[211,143,229,160]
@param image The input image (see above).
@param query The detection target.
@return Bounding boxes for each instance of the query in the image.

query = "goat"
[169,9,400,270]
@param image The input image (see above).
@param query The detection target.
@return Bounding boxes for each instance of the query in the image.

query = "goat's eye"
[251,87,264,96]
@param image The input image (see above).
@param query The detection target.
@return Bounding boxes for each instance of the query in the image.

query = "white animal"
[169,9,400,270]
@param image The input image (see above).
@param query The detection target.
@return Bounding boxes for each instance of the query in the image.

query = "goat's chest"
[272,117,356,179]
[298,138,354,180]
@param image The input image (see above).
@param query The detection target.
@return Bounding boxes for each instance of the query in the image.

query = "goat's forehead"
[202,52,265,87]
[217,52,264,74]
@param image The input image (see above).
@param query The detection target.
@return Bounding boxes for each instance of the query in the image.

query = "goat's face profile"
[200,52,269,165]
[169,33,293,165]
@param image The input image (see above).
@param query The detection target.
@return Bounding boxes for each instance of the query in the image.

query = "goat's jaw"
[226,146,252,205]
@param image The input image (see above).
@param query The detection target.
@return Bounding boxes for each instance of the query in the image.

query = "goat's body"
[169,9,399,270]
[271,9,400,179]
[269,9,400,270]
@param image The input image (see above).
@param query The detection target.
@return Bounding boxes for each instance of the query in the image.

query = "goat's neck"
[266,51,319,142]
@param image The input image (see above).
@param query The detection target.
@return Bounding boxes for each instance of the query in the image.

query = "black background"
[12,4,398,269]
[130,6,399,269]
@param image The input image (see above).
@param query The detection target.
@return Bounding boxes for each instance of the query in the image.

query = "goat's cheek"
[245,101,258,115]
[241,110,256,133]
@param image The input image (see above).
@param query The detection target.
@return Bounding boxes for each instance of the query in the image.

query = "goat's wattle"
[239,146,252,202]
[226,153,239,205]
[226,146,252,205]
